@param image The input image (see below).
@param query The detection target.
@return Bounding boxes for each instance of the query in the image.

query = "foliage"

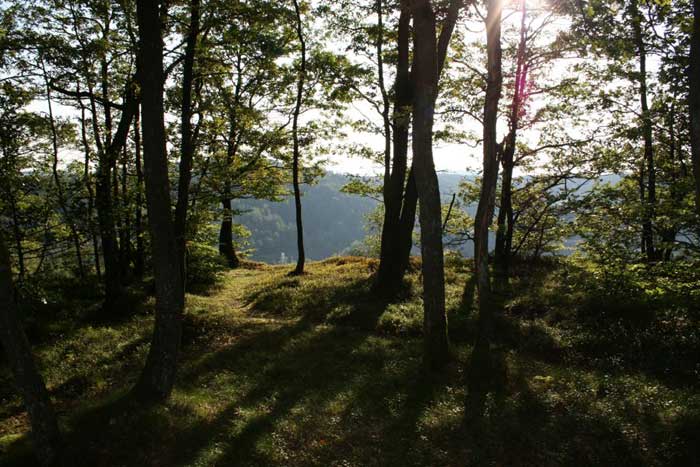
[185,242,227,295]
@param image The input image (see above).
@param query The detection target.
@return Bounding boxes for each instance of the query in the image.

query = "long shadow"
[172,272,396,464]
[243,273,391,331]
[8,258,695,466]
[30,271,396,466]
[462,362,649,467]
[167,325,369,465]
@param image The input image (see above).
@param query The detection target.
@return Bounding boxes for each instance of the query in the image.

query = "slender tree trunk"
[119,145,133,281]
[494,155,512,269]
[639,162,646,254]
[690,0,700,214]
[96,145,123,305]
[113,157,124,279]
[631,0,656,261]
[6,191,25,282]
[134,0,185,401]
[494,0,527,277]
[662,105,680,259]
[218,191,240,268]
[78,87,102,279]
[219,75,242,269]
[396,169,418,277]
[291,0,307,275]
[42,60,85,278]
[133,111,145,278]
[466,0,502,420]
[94,72,138,309]
[377,0,392,201]
[174,0,200,284]
[100,7,127,285]
[376,0,461,296]
[410,0,450,370]
[376,0,412,294]
[0,235,61,466]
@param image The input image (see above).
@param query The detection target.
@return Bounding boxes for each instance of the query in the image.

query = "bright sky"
[22,0,650,180]
[326,0,574,177]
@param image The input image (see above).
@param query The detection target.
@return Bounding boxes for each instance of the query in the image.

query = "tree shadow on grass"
[167,322,448,466]
[5,261,690,466]
[243,272,392,331]
[456,361,651,467]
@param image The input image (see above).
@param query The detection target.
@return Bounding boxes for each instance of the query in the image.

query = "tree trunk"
[494,153,513,273]
[95,144,123,306]
[410,0,450,371]
[119,145,132,281]
[494,0,527,277]
[630,0,656,261]
[42,62,85,278]
[92,76,138,309]
[377,0,392,202]
[291,0,307,275]
[376,0,461,296]
[375,0,412,295]
[218,71,242,269]
[78,87,102,279]
[0,235,61,466]
[174,0,200,283]
[394,169,418,278]
[466,0,502,421]
[134,0,185,401]
[219,191,240,268]
[133,111,145,278]
[690,0,700,214]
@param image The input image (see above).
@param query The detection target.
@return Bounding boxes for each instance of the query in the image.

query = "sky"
[21,0,650,180]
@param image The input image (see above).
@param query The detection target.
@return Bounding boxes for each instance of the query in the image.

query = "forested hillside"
[236,172,464,262]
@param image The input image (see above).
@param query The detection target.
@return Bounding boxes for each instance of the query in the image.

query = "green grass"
[1,256,698,466]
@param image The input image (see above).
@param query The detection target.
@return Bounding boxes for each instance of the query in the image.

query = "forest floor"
[1,256,698,466]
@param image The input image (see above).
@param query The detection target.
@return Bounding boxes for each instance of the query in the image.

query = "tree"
[375,0,463,296]
[186,0,294,268]
[466,0,502,420]
[174,0,201,279]
[25,0,141,307]
[628,0,657,261]
[375,0,417,295]
[571,0,672,261]
[0,234,60,466]
[291,0,308,275]
[133,0,185,401]
[408,0,465,370]
[691,0,700,214]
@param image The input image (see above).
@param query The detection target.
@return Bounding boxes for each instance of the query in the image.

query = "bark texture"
[375,0,463,296]
[375,0,413,295]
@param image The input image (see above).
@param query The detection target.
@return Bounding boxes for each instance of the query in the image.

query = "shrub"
[185,242,226,294]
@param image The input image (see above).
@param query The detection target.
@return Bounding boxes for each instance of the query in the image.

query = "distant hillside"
[234,172,614,263]
[235,172,466,263]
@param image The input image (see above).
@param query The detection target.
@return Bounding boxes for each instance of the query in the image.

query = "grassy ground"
[1,256,698,466]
